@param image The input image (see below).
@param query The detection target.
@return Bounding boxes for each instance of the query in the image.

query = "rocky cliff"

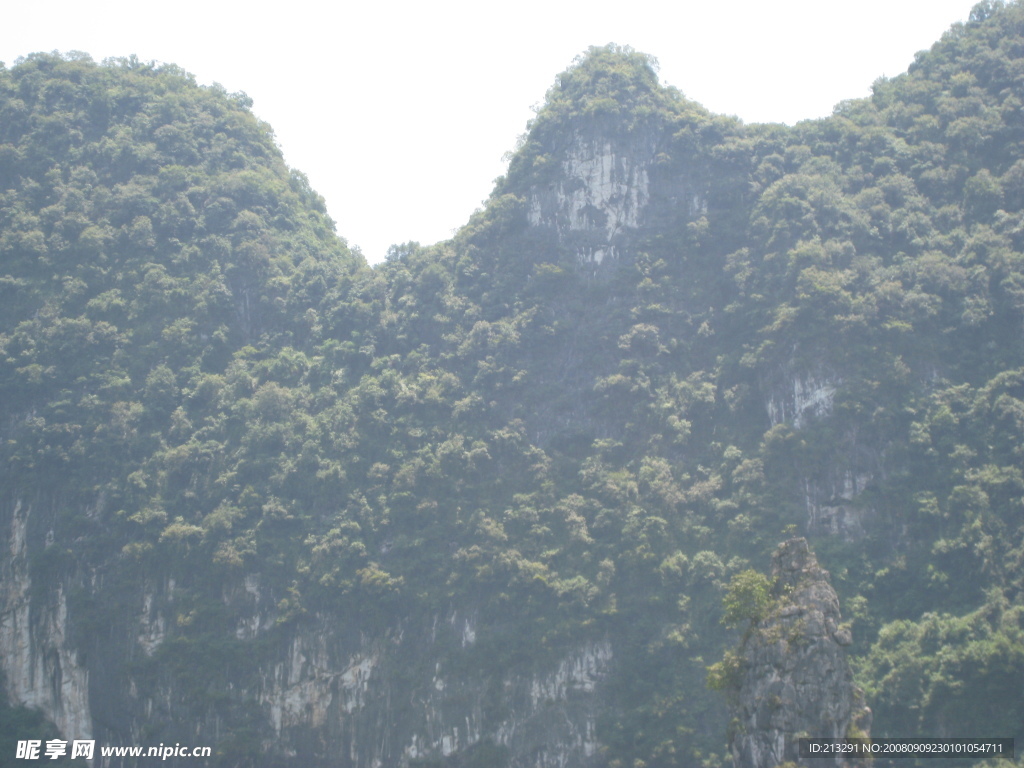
[4,9,1024,766]
[728,539,870,768]
[0,491,614,767]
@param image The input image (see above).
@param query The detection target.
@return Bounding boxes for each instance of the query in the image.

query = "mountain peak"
[540,44,666,121]
[498,45,718,271]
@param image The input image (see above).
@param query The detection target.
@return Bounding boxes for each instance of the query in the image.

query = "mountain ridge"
[2,5,1024,766]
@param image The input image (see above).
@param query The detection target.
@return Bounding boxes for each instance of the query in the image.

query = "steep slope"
[717,539,870,768]
[0,51,372,757]
[2,3,1024,766]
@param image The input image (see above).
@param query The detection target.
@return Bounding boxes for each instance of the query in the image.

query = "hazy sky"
[4,0,974,263]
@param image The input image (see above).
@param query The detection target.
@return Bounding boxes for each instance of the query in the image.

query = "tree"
[721,569,774,628]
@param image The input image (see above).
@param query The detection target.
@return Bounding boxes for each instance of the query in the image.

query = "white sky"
[4,0,974,263]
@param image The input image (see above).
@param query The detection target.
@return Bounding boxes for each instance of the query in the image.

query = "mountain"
[2,3,1024,766]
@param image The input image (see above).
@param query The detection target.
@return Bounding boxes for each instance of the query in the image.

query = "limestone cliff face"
[526,124,657,267]
[253,618,611,767]
[0,495,611,767]
[762,365,877,540]
[729,539,870,768]
[0,499,91,743]
[519,114,708,273]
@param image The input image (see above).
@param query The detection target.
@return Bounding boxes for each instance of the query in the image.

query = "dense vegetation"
[2,2,1023,765]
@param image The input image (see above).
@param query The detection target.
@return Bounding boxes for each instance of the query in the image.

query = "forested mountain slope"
[1,3,1023,766]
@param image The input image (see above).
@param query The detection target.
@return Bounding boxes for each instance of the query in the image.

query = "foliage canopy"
[3,4,1024,765]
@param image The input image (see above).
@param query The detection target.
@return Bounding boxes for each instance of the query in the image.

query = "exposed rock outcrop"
[729,539,870,768]
[766,371,840,430]
[0,499,91,742]
[526,126,658,267]
[0,492,612,767]
[521,113,709,273]
[763,368,876,540]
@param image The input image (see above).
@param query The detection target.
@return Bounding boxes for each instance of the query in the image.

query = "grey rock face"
[0,492,612,767]
[522,114,709,275]
[730,539,870,768]
[526,124,658,268]
[0,499,91,742]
